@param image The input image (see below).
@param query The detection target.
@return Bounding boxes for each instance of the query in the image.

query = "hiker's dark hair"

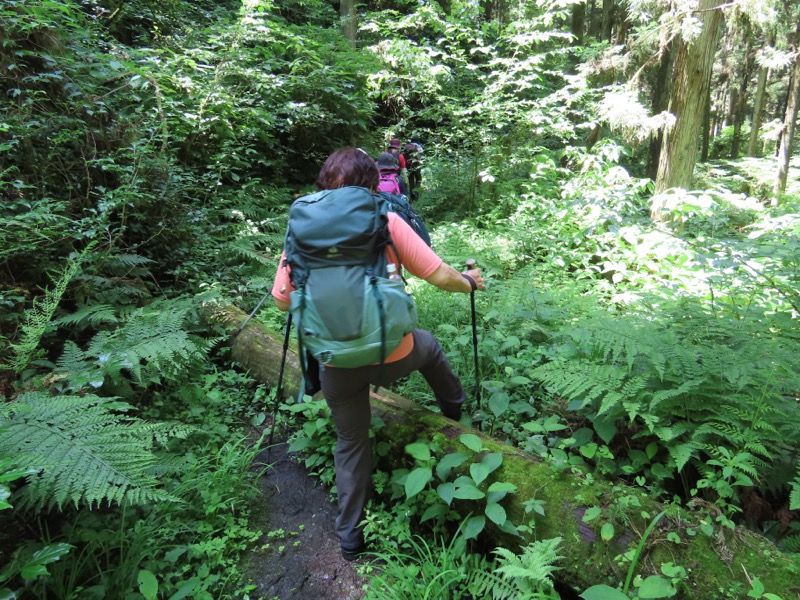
[316,148,379,191]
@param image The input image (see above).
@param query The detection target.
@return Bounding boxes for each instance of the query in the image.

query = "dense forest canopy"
[1,0,799,598]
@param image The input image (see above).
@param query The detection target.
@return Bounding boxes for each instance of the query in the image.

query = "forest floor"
[244,437,369,600]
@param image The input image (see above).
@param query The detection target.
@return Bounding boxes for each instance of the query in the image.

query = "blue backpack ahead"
[379,192,431,247]
[283,186,418,369]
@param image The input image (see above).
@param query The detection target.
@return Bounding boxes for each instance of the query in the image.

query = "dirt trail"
[246,440,368,600]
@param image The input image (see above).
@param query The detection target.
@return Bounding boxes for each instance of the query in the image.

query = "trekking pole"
[465,259,481,410]
[267,313,293,455]
[232,290,273,339]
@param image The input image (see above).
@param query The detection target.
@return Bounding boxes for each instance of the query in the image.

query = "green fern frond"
[226,239,274,266]
[648,378,706,412]
[5,244,95,373]
[789,475,800,511]
[75,274,152,300]
[532,361,626,412]
[0,392,193,510]
[99,253,155,274]
[492,537,562,596]
[468,569,522,600]
[53,304,119,328]
[56,298,216,391]
[667,442,700,472]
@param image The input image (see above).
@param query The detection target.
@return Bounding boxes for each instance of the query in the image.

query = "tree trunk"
[601,0,615,42]
[654,0,725,199]
[340,0,357,48]
[731,41,754,159]
[480,0,509,23]
[587,0,601,40]
[774,40,800,196]
[571,1,586,46]
[646,44,675,180]
[748,64,769,156]
[205,305,800,599]
[701,83,712,162]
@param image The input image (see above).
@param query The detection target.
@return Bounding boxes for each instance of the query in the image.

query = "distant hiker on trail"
[270,147,485,563]
[376,151,407,197]
[387,137,406,170]
[404,136,423,200]
[387,137,408,190]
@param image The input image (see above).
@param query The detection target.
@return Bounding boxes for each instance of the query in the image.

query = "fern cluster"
[0,391,193,510]
[56,297,217,393]
[4,245,94,373]
[468,538,563,599]
[528,295,800,502]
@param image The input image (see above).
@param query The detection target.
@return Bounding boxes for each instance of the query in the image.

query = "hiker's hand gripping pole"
[464,259,481,410]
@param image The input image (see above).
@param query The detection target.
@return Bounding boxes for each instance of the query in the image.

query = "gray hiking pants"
[320,328,465,552]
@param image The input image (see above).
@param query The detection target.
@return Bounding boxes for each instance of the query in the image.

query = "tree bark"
[731,40,754,159]
[205,305,800,599]
[646,43,675,180]
[774,24,800,197]
[601,0,615,42]
[571,1,586,46]
[340,0,357,48]
[654,0,725,197]
[748,64,769,156]
[701,83,712,162]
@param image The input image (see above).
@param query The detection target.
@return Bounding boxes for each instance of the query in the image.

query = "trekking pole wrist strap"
[461,273,477,291]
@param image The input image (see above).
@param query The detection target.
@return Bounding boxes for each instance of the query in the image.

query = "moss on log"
[207,304,800,599]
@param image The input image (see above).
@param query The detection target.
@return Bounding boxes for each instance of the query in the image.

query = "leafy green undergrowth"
[381,148,800,554]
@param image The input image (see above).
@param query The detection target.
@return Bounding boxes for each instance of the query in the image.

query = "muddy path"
[245,439,368,600]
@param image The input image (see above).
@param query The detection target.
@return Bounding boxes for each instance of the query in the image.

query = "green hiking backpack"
[283,186,418,369]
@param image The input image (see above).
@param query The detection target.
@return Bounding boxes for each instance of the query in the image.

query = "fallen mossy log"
[207,304,800,599]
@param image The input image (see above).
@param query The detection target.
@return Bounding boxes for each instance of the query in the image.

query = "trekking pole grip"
[462,259,478,291]
[464,259,481,410]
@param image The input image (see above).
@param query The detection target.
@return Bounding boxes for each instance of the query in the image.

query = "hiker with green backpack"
[270,147,485,562]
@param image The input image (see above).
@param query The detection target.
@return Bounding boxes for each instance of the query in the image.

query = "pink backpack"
[377,169,401,195]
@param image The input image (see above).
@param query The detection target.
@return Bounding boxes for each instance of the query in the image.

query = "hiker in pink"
[376,152,408,197]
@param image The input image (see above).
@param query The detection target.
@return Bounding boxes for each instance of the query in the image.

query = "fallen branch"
[206,304,800,599]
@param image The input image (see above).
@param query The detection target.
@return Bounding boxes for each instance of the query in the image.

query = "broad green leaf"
[421,503,449,523]
[470,462,490,485]
[453,482,485,500]
[580,584,629,600]
[405,442,431,462]
[462,516,486,540]
[405,467,432,499]
[481,452,503,473]
[459,433,483,452]
[601,522,615,542]
[747,577,765,598]
[436,452,469,480]
[138,570,158,600]
[543,414,567,431]
[637,575,676,598]
[485,502,506,525]
[582,507,602,522]
[593,415,617,444]
[437,482,456,505]
[488,391,510,417]
[487,481,517,493]
[20,544,71,581]
[508,375,531,385]
[168,577,200,600]
[287,438,310,453]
